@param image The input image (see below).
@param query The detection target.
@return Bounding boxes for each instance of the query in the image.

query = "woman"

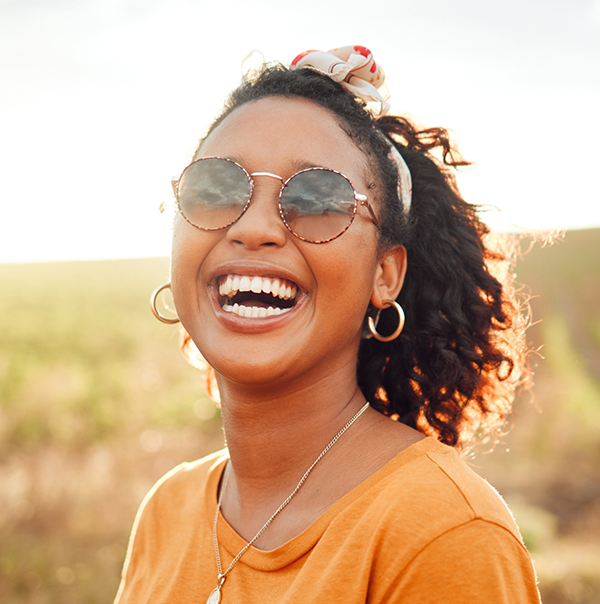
[115,46,541,603]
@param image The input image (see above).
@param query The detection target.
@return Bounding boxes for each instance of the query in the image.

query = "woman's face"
[171,96,390,389]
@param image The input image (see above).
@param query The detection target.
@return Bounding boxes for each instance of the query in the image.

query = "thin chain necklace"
[207,401,370,604]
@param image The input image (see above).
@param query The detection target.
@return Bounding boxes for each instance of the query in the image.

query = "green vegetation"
[1,230,599,603]
[476,229,600,604]
[0,258,224,603]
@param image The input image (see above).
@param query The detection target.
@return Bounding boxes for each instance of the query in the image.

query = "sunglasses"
[172,157,379,244]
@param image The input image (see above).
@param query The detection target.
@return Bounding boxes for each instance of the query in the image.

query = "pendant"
[206,586,221,604]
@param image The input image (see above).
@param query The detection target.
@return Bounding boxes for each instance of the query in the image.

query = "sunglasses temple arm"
[359,197,380,228]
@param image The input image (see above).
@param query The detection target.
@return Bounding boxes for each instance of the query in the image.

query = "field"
[1,228,599,603]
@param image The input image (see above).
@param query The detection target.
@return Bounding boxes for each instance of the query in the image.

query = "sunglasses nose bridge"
[246,171,287,219]
[250,171,284,183]
[224,171,288,247]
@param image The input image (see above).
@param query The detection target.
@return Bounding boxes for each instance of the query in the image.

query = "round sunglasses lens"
[280,170,356,242]
[177,158,251,230]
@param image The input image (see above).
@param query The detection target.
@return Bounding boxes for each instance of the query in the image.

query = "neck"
[216,363,367,506]
[212,360,427,549]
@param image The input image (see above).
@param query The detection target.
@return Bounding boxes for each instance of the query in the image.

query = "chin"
[212,353,298,389]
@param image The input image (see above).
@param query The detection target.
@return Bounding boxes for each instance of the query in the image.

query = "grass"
[1,229,599,603]
[0,258,224,603]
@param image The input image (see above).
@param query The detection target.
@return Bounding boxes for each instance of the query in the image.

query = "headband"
[290,46,412,214]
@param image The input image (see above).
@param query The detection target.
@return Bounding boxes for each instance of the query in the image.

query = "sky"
[1,0,599,263]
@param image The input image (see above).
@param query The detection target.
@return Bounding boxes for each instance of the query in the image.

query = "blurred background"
[1,0,599,602]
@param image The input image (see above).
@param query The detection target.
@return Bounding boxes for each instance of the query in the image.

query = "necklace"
[207,401,370,604]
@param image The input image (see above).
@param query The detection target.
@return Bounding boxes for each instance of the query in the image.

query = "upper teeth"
[219,275,297,300]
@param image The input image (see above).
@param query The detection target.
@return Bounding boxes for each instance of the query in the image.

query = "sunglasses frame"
[172,157,379,244]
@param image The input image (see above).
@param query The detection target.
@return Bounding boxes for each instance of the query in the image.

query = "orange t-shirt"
[114,437,541,603]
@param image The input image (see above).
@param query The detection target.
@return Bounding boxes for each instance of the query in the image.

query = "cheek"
[170,218,194,282]
[309,234,379,316]
[169,219,213,320]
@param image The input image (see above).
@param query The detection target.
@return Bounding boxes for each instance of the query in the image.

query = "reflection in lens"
[281,169,355,241]
[178,158,251,229]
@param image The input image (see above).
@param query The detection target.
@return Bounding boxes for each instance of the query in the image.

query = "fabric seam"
[380,518,531,600]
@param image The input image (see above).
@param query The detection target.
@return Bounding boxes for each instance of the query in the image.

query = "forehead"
[197,96,369,180]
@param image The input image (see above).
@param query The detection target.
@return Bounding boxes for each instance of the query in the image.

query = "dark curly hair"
[180,64,531,451]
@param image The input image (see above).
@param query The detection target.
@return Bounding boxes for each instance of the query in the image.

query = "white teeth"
[250,276,262,294]
[271,278,280,296]
[221,304,292,318]
[218,274,298,301]
[239,275,251,292]
[219,273,298,318]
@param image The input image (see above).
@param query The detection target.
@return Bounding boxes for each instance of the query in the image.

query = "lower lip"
[209,287,304,333]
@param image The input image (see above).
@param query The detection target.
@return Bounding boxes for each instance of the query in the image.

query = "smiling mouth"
[218,274,298,318]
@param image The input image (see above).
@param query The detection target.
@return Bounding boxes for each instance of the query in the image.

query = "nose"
[225,174,288,249]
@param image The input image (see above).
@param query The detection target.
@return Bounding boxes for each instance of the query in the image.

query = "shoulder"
[114,449,228,603]
[133,449,227,531]
[381,517,541,603]
[341,439,540,602]
[373,437,522,536]
[337,438,528,560]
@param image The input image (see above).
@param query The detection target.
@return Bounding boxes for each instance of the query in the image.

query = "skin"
[170,97,424,550]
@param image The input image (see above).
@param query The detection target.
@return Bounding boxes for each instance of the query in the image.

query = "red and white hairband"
[291,46,412,214]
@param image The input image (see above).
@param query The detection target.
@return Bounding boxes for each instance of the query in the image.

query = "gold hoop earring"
[367,299,405,342]
[150,283,180,324]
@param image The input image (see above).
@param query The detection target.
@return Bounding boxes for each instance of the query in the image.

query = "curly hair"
[180,64,531,451]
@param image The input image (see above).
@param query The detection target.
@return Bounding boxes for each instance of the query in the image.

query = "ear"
[371,245,407,309]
